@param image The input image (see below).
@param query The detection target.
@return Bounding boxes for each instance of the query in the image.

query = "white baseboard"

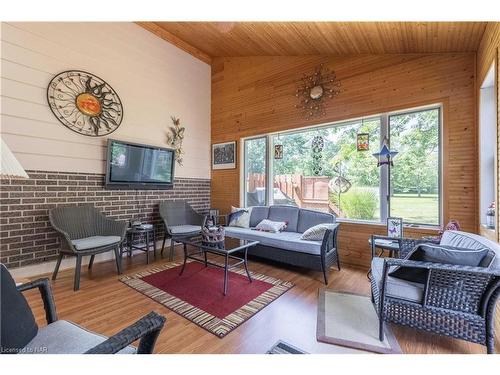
[9,239,170,279]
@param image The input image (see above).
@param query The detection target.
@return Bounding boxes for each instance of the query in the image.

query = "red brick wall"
[0,171,210,269]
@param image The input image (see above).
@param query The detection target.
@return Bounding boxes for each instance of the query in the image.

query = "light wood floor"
[23,247,500,354]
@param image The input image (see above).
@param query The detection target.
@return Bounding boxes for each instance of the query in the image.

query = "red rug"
[120,261,294,337]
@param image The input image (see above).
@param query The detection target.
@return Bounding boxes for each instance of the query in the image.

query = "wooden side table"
[122,226,157,264]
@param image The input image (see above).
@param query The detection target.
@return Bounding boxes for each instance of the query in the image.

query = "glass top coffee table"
[177,236,259,295]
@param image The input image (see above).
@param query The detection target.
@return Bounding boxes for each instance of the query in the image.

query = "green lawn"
[390,194,439,225]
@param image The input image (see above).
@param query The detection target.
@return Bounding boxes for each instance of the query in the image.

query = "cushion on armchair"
[0,264,39,354]
[389,244,490,284]
[71,235,122,250]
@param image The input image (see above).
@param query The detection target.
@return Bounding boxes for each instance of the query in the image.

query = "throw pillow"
[255,219,287,233]
[300,223,338,241]
[228,206,251,228]
[389,244,490,284]
[0,264,39,353]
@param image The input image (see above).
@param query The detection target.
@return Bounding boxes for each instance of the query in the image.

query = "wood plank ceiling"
[144,22,487,59]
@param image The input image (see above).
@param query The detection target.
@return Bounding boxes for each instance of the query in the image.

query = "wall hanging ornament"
[274,135,283,160]
[311,135,324,175]
[294,63,341,119]
[166,116,185,166]
[372,136,398,167]
[356,133,370,151]
[47,70,123,137]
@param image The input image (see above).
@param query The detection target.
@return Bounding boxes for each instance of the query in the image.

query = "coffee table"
[177,236,259,295]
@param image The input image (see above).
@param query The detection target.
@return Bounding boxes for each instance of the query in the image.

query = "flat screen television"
[105,139,175,190]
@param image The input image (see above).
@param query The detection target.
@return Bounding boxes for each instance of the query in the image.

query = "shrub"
[338,187,378,220]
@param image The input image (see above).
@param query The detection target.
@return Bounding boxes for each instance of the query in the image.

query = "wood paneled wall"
[211,54,477,268]
[477,23,500,241]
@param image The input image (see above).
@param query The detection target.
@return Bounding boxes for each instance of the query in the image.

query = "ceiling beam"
[136,22,212,65]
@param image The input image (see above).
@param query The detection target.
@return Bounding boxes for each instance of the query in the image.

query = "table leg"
[204,250,208,267]
[179,244,188,275]
[244,248,252,283]
[152,229,157,260]
[146,231,150,264]
[223,253,229,296]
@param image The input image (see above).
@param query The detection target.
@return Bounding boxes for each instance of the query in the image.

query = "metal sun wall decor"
[311,135,325,175]
[295,64,341,119]
[166,116,186,166]
[47,70,123,137]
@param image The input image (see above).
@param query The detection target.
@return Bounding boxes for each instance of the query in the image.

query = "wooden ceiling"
[139,22,488,63]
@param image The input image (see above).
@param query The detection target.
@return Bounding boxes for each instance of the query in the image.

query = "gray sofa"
[224,205,340,284]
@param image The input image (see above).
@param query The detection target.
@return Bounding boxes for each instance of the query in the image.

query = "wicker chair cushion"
[71,235,122,250]
[440,230,500,269]
[224,226,322,255]
[389,244,490,284]
[22,320,135,354]
[371,257,425,303]
[169,225,201,235]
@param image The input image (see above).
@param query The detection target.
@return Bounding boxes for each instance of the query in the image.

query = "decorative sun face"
[47,70,123,137]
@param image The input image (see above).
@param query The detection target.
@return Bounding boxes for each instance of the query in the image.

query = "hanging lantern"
[372,138,398,167]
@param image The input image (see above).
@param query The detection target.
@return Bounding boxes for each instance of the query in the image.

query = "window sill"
[336,218,440,234]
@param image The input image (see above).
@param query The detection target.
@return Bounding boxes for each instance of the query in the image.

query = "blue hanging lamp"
[372,137,398,167]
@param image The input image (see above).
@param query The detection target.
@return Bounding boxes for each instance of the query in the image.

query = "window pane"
[244,137,267,206]
[271,118,381,220]
[389,108,440,225]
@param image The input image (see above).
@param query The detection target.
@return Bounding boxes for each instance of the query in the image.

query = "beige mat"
[317,289,402,354]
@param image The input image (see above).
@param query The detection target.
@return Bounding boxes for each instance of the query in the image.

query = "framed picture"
[356,133,370,151]
[212,141,236,169]
[387,217,403,238]
[274,144,283,159]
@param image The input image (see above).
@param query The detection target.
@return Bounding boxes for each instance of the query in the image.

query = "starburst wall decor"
[294,64,341,119]
[47,70,123,137]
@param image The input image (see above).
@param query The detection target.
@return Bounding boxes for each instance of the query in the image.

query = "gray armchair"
[370,233,500,353]
[49,205,127,291]
[0,264,166,354]
[159,201,204,261]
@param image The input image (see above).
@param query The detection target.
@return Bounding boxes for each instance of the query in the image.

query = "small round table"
[122,226,157,264]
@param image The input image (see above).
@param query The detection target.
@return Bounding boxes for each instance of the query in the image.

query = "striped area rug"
[120,261,294,338]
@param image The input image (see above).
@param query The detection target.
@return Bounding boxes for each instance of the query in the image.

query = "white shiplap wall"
[0,22,211,179]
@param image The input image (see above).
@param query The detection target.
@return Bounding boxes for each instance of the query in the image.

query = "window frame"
[240,103,443,227]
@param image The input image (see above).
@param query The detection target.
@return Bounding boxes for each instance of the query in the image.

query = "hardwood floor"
[22,247,500,354]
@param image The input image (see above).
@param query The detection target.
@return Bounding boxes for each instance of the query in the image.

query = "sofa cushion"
[224,226,322,255]
[297,209,335,233]
[268,206,299,232]
[389,244,491,284]
[0,264,39,354]
[300,223,338,241]
[371,257,424,303]
[255,219,287,233]
[249,206,269,227]
[71,235,122,250]
[440,230,500,269]
[21,320,136,354]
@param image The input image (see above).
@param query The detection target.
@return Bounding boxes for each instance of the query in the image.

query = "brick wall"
[0,171,211,269]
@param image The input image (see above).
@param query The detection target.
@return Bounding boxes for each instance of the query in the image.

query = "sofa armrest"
[17,278,58,324]
[320,224,340,257]
[84,311,166,354]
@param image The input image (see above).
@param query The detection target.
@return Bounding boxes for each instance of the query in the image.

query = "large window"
[242,105,442,226]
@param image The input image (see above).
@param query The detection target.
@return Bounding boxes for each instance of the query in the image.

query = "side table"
[121,226,157,264]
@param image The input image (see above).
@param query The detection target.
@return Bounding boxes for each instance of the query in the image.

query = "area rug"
[267,340,308,354]
[317,289,402,354]
[120,261,294,338]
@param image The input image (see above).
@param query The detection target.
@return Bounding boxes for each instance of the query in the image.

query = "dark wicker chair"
[0,264,165,354]
[370,236,500,353]
[49,205,127,291]
[159,201,204,261]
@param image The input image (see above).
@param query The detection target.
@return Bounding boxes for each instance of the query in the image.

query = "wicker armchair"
[159,201,204,261]
[0,264,165,354]
[49,205,127,291]
[370,237,500,353]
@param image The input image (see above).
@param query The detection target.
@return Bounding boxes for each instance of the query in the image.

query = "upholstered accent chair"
[159,201,204,261]
[49,205,127,291]
[0,264,166,354]
[370,231,500,353]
